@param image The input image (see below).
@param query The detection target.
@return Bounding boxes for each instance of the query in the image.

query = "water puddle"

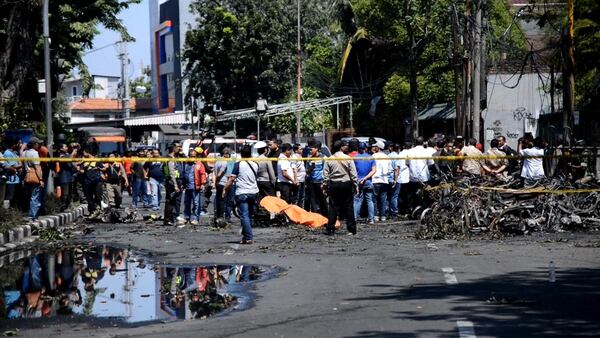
[0,245,273,326]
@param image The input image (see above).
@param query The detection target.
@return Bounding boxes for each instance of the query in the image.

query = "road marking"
[456,320,476,338]
[442,267,458,285]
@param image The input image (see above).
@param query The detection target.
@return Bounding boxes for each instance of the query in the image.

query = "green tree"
[130,66,151,99]
[184,1,297,110]
[0,0,140,128]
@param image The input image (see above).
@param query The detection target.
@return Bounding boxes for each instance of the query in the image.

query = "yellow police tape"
[424,182,600,194]
[0,153,598,163]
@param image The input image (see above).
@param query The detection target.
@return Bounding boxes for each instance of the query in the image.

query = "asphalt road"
[7,196,600,338]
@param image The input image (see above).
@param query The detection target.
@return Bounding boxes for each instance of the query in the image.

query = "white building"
[484,72,559,150]
[62,74,121,102]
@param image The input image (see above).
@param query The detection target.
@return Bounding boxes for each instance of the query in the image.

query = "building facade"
[62,74,121,102]
[149,0,195,114]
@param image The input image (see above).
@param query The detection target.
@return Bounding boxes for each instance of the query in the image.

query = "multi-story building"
[62,74,121,102]
[149,0,195,114]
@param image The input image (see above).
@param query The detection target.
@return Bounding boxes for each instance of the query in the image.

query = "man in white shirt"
[394,144,411,216]
[277,143,297,203]
[519,137,546,181]
[405,136,434,211]
[371,141,392,221]
[291,144,306,207]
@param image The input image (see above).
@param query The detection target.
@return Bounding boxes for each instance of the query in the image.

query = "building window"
[72,86,77,96]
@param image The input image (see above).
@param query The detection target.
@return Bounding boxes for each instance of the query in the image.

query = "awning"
[124,112,197,126]
[418,103,456,120]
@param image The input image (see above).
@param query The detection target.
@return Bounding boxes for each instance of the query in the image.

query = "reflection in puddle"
[0,246,266,324]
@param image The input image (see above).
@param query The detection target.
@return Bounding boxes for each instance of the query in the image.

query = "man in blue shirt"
[352,143,377,224]
[305,140,327,215]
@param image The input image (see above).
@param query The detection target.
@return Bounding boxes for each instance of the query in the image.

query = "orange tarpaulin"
[259,196,339,229]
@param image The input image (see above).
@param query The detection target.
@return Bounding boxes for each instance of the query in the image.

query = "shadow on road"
[346,267,600,337]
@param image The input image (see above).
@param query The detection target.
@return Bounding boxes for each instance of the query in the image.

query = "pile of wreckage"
[416,175,600,239]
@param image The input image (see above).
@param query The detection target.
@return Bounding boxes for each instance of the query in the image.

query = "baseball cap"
[29,137,41,144]
[253,141,268,149]
[194,146,204,153]
[372,141,385,149]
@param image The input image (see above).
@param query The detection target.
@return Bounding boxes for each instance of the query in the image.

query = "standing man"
[214,148,234,223]
[395,143,411,216]
[103,153,128,209]
[57,144,76,211]
[497,135,518,174]
[163,144,183,226]
[144,149,165,211]
[131,149,147,208]
[81,145,104,217]
[461,138,484,176]
[267,138,281,173]
[182,148,206,226]
[387,143,401,218]
[223,145,258,244]
[306,141,327,215]
[371,141,392,222]
[254,141,276,199]
[519,137,546,181]
[21,137,44,221]
[277,143,297,203]
[291,144,306,207]
[2,141,21,209]
[352,143,376,224]
[406,137,434,211]
[322,140,358,235]
[482,139,508,180]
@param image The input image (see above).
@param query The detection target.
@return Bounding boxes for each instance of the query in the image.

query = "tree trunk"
[406,1,419,141]
[0,2,41,119]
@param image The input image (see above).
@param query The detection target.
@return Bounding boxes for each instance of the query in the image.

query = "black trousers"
[164,181,182,225]
[258,181,276,199]
[277,182,294,203]
[405,181,426,211]
[327,181,356,234]
[84,182,102,213]
[308,182,327,215]
[60,182,72,210]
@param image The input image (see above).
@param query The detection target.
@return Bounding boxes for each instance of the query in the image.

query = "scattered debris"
[416,176,600,239]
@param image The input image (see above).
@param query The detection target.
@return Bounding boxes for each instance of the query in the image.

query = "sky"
[83,0,150,78]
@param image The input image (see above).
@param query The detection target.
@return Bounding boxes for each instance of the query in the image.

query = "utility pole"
[117,42,131,119]
[563,0,575,146]
[43,0,53,156]
[450,4,464,137]
[463,0,472,138]
[472,0,482,141]
[296,0,302,141]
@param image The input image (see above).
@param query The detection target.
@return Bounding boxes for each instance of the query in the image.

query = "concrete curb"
[0,204,88,254]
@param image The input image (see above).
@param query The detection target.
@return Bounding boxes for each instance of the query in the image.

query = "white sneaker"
[176,216,186,225]
[381,217,387,222]
[374,217,380,222]
[190,220,199,226]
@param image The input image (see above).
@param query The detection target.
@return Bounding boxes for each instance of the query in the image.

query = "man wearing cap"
[322,140,358,235]
[371,141,392,222]
[254,141,276,199]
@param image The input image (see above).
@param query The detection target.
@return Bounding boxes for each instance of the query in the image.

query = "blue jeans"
[236,193,257,241]
[183,189,202,221]
[353,181,374,221]
[131,176,145,207]
[373,183,389,218]
[26,184,42,220]
[148,178,162,210]
[389,182,401,216]
[216,184,234,221]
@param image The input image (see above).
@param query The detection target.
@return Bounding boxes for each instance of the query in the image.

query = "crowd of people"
[0,132,570,243]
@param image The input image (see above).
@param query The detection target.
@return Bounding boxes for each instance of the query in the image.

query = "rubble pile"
[416,176,600,239]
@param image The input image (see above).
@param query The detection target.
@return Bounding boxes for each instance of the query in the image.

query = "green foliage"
[383,73,410,111]
[130,66,151,99]
[271,87,334,134]
[184,0,296,109]
[0,0,140,127]
[573,0,600,106]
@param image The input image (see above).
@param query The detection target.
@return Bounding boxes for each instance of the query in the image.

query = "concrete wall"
[483,72,558,150]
